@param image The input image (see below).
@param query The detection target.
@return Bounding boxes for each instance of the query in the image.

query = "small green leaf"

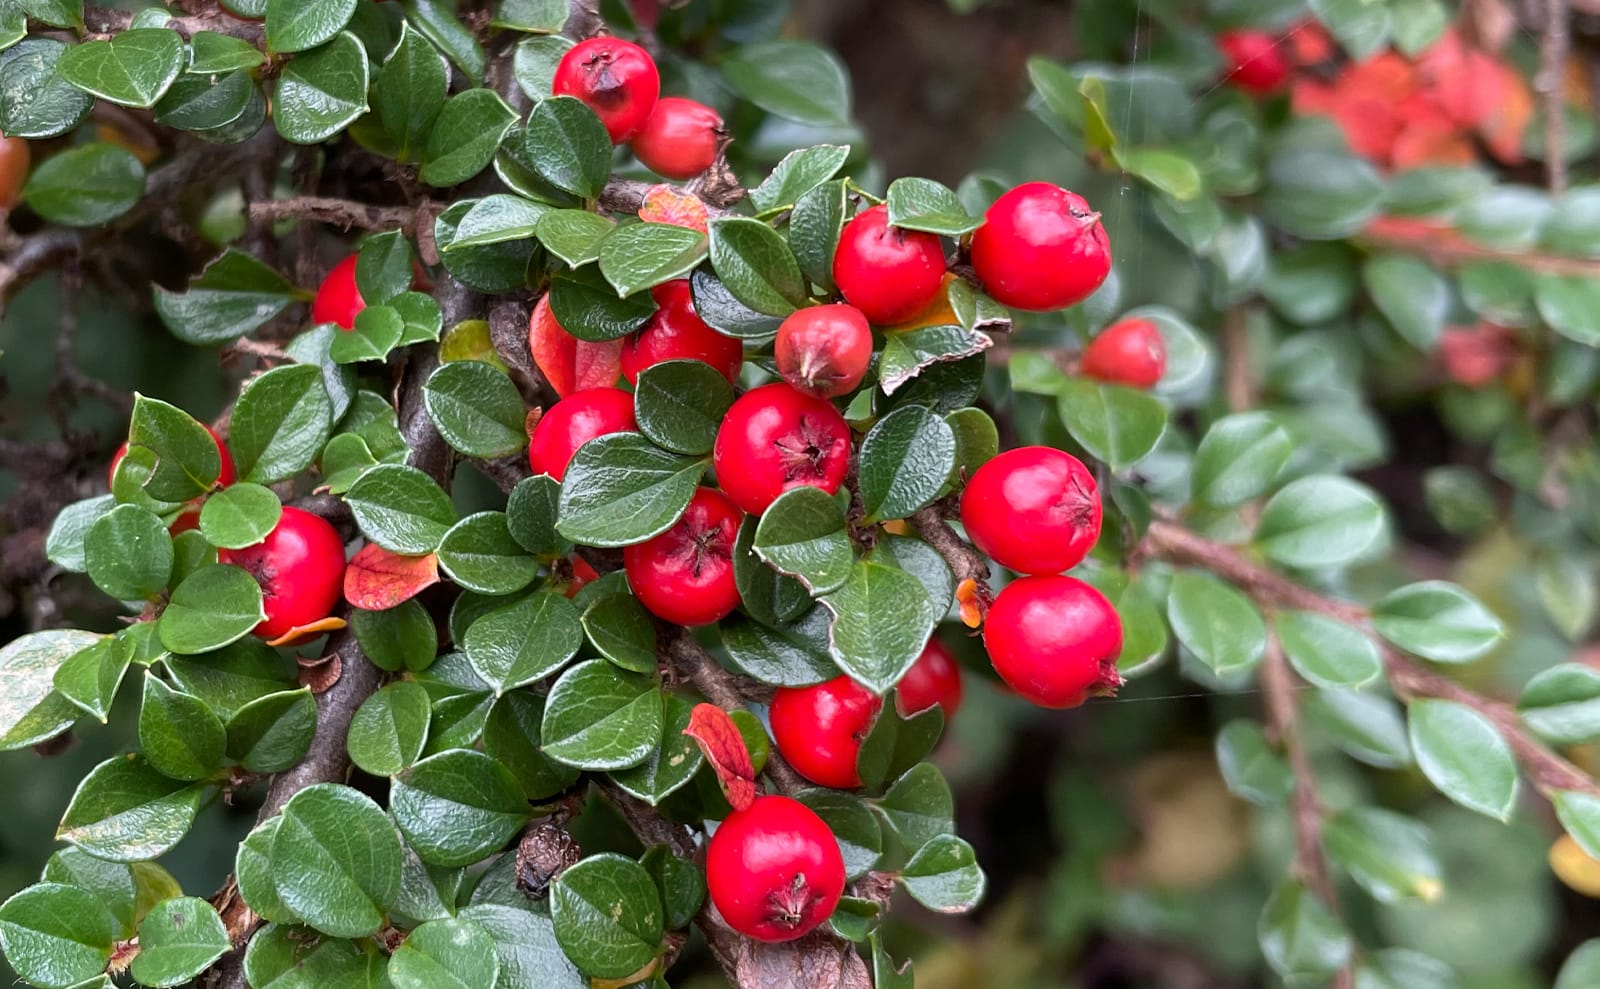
[707,216,807,317]
[270,785,402,937]
[1323,807,1442,903]
[753,486,852,594]
[798,789,882,878]
[1191,411,1292,508]
[822,562,939,695]
[348,681,431,777]
[1056,378,1167,470]
[1304,689,1412,769]
[445,194,551,250]
[1166,571,1267,676]
[437,512,539,596]
[198,483,282,550]
[719,608,837,688]
[633,360,735,456]
[0,38,94,140]
[157,564,265,655]
[481,692,581,800]
[878,762,955,855]
[22,142,144,226]
[580,593,659,674]
[0,883,115,989]
[523,94,611,198]
[1258,880,1352,978]
[1215,719,1293,807]
[541,660,663,770]
[506,474,571,557]
[464,591,583,693]
[857,404,956,521]
[750,144,850,213]
[556,433,706,548]
[58,755,203,861]
[373,22,447,161]
[154,249,294,345]
[422,88,516,188]
[226,688,317,773]
[548,264,657,341]
[0,629,100,750]
[900,834,985,913]
[885,176,981,235]
[188,31,265,73]
[610,693,703,805]
[1408,699,1519,821]
[423,360,527,459]
[345,463,458,555]
[1519,664,1600,745]
[1363,253,1449,350]
[139,676,226,782]
[550,853,664,979]
[129,897,230,987]
[85,504,172,601]
[389,917,499,989]
[58,28,184,108]
[1256,475,1386,569]
[391,749,528,867]
[266,0,356,53]
[1372,581,1504,664]
[127,394,221,502]
[273,31,369,144]
[599,223,708,298]
[1275,611,1382,688]
[537,209,615,267]
[721,40,850,126]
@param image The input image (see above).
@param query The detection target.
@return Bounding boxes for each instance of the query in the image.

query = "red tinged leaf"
[685,703,756,812]
[343,544,440,610]
[639,184,709,234]
[528,294,624,398]
[1438,323,1520,388]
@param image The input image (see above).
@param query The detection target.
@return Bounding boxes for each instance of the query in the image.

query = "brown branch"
[1357,215,1600,277]
[1539,0,1571,194]
[246,197,430,235]
[82,4,265,44]
[909,503,989,586]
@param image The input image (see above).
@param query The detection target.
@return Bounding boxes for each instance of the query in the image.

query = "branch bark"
[1358,215,1600,277]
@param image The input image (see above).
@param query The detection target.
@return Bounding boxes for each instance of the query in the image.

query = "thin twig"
[83,4,265,43]
[1358,215,1600,276]
[1539,0,1571,194]
[247,197,427,234]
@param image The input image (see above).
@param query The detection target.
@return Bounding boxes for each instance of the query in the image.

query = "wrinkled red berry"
[896,638,964,719]
[1218,30,1291,94]
[773,303,872,398]
[528,388,638,482]
[623,487,743,626]
[983,575,1123,709]
[712,382,851,516]
[311,255,365,330]
[770,675,881,790]
[1080,317,1167,389]
[621,279,744,384]
[971,183,1110,313]
[219,506,347,642]
[553,37,661,143]
[631,97,724,180]
[960,446,1101,575]
[832,204,946,325]
[706,794,846,943]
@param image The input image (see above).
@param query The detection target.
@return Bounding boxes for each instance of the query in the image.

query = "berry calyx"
[623,487,743,626]
[705,794,846,943]
[553,37,661,143]
[311,255,365,330]
[1080,317,1167,389]
[528,388,639,482]
[219,506,347,642]
[983,574,1123,709]
[712,382,852,515]
[971,182,1111,312]
[0,136,30,210]
[896,638,964,719]
[1218,30,1291,94]
[769,675,881,790]
[960,446,1102,575]
[620,279,744,385]
[774,303,873,398]
[630,97,724,180]
[832,204,947,325]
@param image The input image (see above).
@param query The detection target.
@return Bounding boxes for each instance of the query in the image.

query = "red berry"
[0,136,30,210]
[706,794,846,943]
[896,637,964,719]
[620,279,744,384]
[769,675,881,790]
[960,446,1101,575]
[630,97,723,180]
[983,575,1122,709]
[1218,30,1290,94]
[1080,317,1167,389]
[311,255,365,330]
[528,388,639,482]
[832,204,946,325]
[623,487,743,626]
[971,183,1110,313]
[553,37,661,143]
[219,506,347,642]
[110,424,236,492]
[773,304,872,399]
[712,382,851,516]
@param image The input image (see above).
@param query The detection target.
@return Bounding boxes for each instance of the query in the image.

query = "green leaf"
[689,269,784,339]
[493,0,567,31]
[423,361,527,459]
[58,755,202,861]
[1363,253,1449,350]
[18,0,82,29]
[458,902,585,988]
[1372,581,1504,664]
[422,88,516,187]
[750,144,850,213]
[127,394,221,502]
[351,601,438,674]
[0,629,99,749]
[797,789,881,878]
[390,917,499,989]
[506,474,571,557]
[1261,143,1383,240]
[556,433,706,548]
[45,495,113,572]
[1166,571,1267,676]
[0,883,114,989]
[1305,689,1412,768]
[541,660,663,770]
[241,923,380,986]
[226,688,316,773]
[464,591,583,694]
[402,0,485,85]
[550,853,664,979]
[392,749,528,867]
[1275,611,1382,688]
[627,360,733,456]
[329,305,403,363]
[354,230,412,305]
[1056,378,1167,470]
[482,692,581,800]
[753,486,852,594]
[40,847,138,940]
[1256,475,1386,569]
[548,264,657,341]
[154,249,294,345]
[1323,807,1442,903]
[857,405,956,521]
[345,463,457,554]
[1537,553,1598,642]
[878,324,993,396]
[610,693,704,805]
[707,216,807,317]
[1558,942,1600,989]
[719,608,837,687]
[599,222,708,298]
[1519,664,1600,745]
[274,31,369,144]
[129,897,229,987]
[445,194,552,250]
[438,513,539,596]
[523,94,611,198]
[885,176,981,235]
[22,142,144,226]
[822,562,939,695]
[790,178,847,293]
[348,681,431,777]
[1258,880,1352,978]
[164,639,294,721]
[1116,146,1202,200]
[640,846,705,931]
[1408,699,1519,821]
[721,40,850,125]
[235,821,298,924]
[58,28,183,108]
[1535,274,1600,346]
[856,701,942,791]
[187,31,265,73]
[580,593,659,674]
[373,22,447,161]
[271,784,402,937]
[1191,411,1292,508]
[157,564,265,655]
[900,834,985,913]
[266,0,355,52]
[198,483,282,550]
[85,504,172,600]
[537,209,615,267]
[0,38,94,140]
[1215,719,1293,807]
[878,762,956,855]
[139,676,225,781]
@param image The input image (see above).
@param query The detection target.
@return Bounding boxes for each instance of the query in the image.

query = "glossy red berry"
[960,446,1101,575]
[1218,30,1291,94]
[528,388,638,482]
[832,204,946,325]
[706,794,846,943]
[0,136,30,210]
[630,97,724,180]
[770,675,881,790]
[219,506,347,642]
[311,255,365,330]
[553,37,661,143]
[110,423,236,493]
[983,574,1123,709]
[620,279,744,384]
[623,487,743,626]
[774,304,872,399]
[971,182,1111,312]
[896,638,964,719]
[1080,317,1167,389]
[712,382,852,516]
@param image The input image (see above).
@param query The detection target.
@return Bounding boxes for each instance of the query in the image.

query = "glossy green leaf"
[0,883,114,989]
[580,593,658,674]
[157,564,266,655]
[270,784,402,937]
[541,660,663,770]
[265,0,356,53]
[84,504,171,601]
[154,249,295,345]
[139,676,225,782]
[1275,611,1382,688]
[610,693,703,805]
[1256,475,1386,569]
[707,216,806,317]
[721,40,850,125]
[599,223,708,299]
[274,31,369,144]
[347,681,431,777]
[1191,411,1292,508]
[58,28,183,108]
[1519,664,1600,745]
[750,144,850,213]
[392,749,527,867]
[632,359,735,456]
[753,486,852,594]
[885,176,980,235]
[1408,699,1519,821]
[345,463,457,554]
[858,404,956,521]
[822,562,939,695]
[390,917,499,989]
[57,755,202,861]
[1056,378,1167,470]
[226,688,316,773]
[464,591,583,693]
[422,88,516,187]
[1215,718,1293,806]
[523,94,610,198]
[1372,581,1504,664]
[129,896,229,987]
[1167,570,1267,676]
[900,834,985,913]
[22,142,144,226]
[555,433,706,548]
[1257,880,1352,978]
[1323,807,1442,903]
[550,853,664,979]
